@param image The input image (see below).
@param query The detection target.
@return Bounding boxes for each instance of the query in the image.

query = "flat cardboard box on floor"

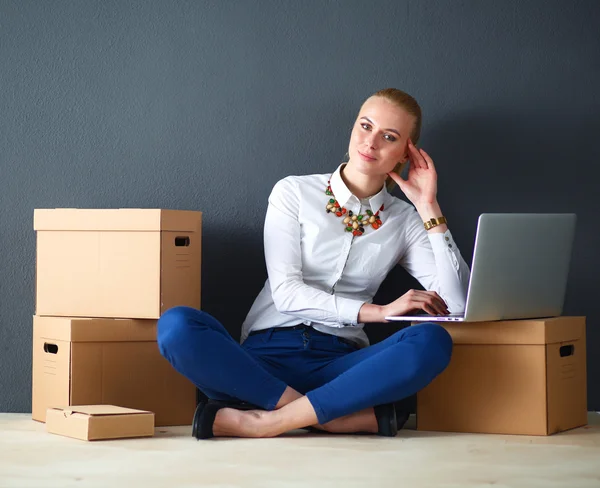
[46,405,155,441]
[417,316,587,436]
[34,208,202,319]
[32,316,196,426]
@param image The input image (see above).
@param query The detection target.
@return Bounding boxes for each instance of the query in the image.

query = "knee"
[156,306,196,357]
[417,323,453,375]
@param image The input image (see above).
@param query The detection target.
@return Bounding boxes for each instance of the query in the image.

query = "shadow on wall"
[200,226,267,339]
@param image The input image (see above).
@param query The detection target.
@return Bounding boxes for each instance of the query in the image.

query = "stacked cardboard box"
[416,317,588,435]
[32,209,201,427]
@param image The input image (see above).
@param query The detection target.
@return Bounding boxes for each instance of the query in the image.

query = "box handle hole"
[175,236,190,247]
[559,345,574,357]
[44,343,58,354]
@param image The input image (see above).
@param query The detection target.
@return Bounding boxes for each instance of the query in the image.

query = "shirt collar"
[329,163,389,214]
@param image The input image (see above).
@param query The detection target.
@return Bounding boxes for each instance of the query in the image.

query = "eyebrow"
[360,117,401,136]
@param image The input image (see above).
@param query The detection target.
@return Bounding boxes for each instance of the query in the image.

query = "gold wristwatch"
[424,216,447,231]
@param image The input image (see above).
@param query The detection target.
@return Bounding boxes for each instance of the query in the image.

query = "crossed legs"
[158,307,452,438]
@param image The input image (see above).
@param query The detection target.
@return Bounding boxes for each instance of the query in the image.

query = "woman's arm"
[397,209,470,313]
[386,141,471,314]
[263,177,365,327]
[358,208,469,323]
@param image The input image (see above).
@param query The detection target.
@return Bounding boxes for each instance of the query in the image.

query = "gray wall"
[1,0,599,413]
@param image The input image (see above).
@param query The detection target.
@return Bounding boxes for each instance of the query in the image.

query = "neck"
[340,162,386,199]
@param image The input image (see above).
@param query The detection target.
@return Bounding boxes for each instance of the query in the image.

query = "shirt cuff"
[428,229,460,270]
[337,296,365,326]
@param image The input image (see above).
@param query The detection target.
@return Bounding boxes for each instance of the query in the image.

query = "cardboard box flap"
[52,405,152,416]
[544,317,585,344]
[33,316,157,342]
[440,317,585,345]
[34,208,201,232]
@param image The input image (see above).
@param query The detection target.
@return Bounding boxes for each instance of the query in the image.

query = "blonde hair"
[350,88,422,192]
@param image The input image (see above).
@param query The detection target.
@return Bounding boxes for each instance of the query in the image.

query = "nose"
[365,134,376,149]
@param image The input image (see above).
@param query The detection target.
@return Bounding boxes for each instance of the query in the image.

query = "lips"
[358,151,376,162]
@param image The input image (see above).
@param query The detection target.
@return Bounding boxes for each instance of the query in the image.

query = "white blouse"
[240,163,471,348]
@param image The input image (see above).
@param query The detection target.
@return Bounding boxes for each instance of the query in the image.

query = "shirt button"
[449,244,453,248]
[445,236,449,241]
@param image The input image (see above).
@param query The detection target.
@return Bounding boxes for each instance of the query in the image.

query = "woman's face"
[347,96,415,178]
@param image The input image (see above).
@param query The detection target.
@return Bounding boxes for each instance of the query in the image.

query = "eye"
[383,133,397,142]
[360,123,371,130]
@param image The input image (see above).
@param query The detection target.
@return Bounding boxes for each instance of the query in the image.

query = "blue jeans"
[157,306,452,424]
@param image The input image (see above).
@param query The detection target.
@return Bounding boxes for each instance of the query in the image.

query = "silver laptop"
[385,213,577,323]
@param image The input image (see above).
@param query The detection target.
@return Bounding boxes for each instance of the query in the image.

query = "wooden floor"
[1,413,599,487]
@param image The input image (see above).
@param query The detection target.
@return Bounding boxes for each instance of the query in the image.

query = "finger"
[417,292,449,314]
[421,302,440,316]
[421,290,446,304]
[428,292,449,314]
[410,295,447,316]
[425,298,448,315]
[407,143,425,170]
[386,171,404,185]
[407,140,427,169]
[387,171,409,194]
[428,291,448,308]
[415,290,447,307]
[418,148,436,171]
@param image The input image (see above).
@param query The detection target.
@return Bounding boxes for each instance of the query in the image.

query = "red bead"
[372,223,379,230]
[352,230,361,236]
[341,208,347,214]
[380,204,384,211]
[334,202,340,208]
[335,211,342,217]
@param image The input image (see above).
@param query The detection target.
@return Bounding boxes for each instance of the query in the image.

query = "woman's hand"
[387,140,438,206]
[382,289,449,319]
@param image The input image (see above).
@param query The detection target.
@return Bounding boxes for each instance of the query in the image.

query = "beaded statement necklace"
[325,180,384,237]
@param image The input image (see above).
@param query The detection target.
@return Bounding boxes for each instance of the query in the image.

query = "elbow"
[272,294,291,315]
[271,282,297,315]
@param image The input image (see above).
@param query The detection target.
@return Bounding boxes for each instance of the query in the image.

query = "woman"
[158,88,471,439]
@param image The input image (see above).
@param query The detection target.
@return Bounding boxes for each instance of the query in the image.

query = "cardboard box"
[34,208,202,319]
[32,316,196,426]
[417,316,587,435]
[46,405,154,441]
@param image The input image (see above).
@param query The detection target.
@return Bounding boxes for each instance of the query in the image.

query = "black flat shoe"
[191,399,208,439]
[192,399,262,440]
[374,403,398,437]
[304,404,406,437]
[395,408,410,431]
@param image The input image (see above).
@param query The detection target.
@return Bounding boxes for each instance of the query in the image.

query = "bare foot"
[212,396,321,438]
[212,408,271,438]
[314,408,378,434]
